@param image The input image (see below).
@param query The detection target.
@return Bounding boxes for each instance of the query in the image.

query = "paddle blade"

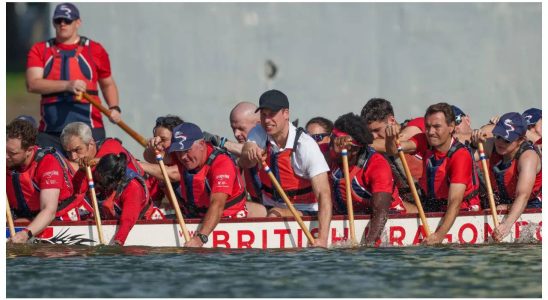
[247,124,268,149]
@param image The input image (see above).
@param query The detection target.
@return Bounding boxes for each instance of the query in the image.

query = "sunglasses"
[54,18,74,25]
[495,135,512,144]
[455,114,464,126]
[310,133,330,142]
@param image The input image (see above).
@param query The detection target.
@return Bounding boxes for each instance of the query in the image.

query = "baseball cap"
[492,112,527,142]
[451,105,466,125]
[168,122,204,153]
[14,115,38,128]
[522,108,541,126]
[52,3,80,21]
[255,89,289,113]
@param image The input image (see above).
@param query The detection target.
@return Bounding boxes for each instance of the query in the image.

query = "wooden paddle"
[395,139,431,236]
[477,142,499,228]
[84,166,106,245]
[76,92,147,147]
[341,148,357,246]
[261,161,316,245]
[6,198,16,239]
[155,151,191,243]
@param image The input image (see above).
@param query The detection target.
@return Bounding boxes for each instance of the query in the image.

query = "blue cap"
[255,90,289,113]
[168,122,204,153]
[53,3,80,20]
[522,108,541,126]
[14,115,37,128]
[492,112,527,142]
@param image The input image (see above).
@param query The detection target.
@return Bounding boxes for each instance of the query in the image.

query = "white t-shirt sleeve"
[292,133,330,179]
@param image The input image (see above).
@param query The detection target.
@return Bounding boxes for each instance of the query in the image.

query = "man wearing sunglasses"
[26,3,121,153]
[471,112,541,242]
[385,102,481,245]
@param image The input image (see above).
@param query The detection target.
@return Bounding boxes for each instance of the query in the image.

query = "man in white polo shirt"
[240,89,332,247]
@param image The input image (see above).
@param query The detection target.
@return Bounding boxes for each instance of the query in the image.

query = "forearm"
[371,139,387,153]
[198,196,225,235]
[316,190,332,242]
[435,198,462,237]
[364,193,391,245]
[27,206,57,236]
[141,161,180,181]
[27,78,70,95]
[224,140,243,157]
[99,78,119,107]
[502,196,528,227]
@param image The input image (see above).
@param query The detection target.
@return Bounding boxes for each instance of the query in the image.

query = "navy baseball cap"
[492,112,527,142]
[255,90,289,113]
[52,3,80,20]
[14,115,38,128]
[451,105,466,124]
[522,108,541,126]
[168,122,204,153]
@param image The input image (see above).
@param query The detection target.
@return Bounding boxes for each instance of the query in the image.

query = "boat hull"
[6,209,542,248]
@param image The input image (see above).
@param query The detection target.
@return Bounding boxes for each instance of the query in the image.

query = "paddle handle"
[341,149,357,246]
[262,161,316,245]
[85,166,106,245]
[477,143,499,227]
[6,198,16,238]
[396,140,431,236]
[156,153,191,243]
[78,93,148,147]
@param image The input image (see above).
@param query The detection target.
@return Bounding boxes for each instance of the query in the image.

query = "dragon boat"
[6,208,542,248]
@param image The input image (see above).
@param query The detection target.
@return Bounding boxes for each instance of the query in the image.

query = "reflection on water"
[6,243,541,298]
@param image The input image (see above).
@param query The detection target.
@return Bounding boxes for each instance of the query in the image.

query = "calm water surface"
[6,243,541,298]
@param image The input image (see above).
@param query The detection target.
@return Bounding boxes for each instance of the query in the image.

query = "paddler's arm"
[26,66,86,95]
[184,192,227,248]
[140,160,180,182]
[98,76,121,123]
[310,172,332,248]
[384,124,417,156]
[493,150,539,241]
[423,183,466,245]
[364,192,391,246]
[239,142,263,169]
[10,189,59,243]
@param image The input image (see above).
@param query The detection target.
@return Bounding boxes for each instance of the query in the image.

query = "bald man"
[230,101,261,143]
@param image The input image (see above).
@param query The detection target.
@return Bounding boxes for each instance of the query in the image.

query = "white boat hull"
[8,209,542,248]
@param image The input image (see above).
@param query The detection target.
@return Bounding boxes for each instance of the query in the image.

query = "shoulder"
[449,145,472,162]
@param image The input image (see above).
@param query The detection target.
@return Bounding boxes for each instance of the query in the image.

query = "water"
[6,243,541,298]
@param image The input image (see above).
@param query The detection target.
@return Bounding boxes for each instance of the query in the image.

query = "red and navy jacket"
[490,141,542,204]
[331,147,405,214]
[259,128,316,207]
[6,147,76,219]
[28,37,110,133]
[177,144,247,218]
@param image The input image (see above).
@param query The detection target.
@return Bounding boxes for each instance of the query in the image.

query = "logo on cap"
[503,119,515,139]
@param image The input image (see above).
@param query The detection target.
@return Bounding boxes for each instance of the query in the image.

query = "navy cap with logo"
[53,3,80,21]
[255,89,289,113]
[492,112,527,142]
[522,108,541,126]
[168,122,204,153]
[451,105,466,125]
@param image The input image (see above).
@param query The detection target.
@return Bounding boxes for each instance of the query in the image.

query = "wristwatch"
[196,232,208,244]
[109,106,121,113]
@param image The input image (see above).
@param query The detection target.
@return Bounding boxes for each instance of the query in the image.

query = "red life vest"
[39,36,103,131]
[490,141,542,204]
[6,147,81,219]
[179,146,247,218]
[259,128,316,206]
[99,168,162,220]
[420,139,480,211]
[331,148,405,214]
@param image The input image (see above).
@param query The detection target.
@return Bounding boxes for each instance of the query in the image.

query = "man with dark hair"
[385,102,481,245]
[330,113,406,245]
[143,115,185,165]
[240,89,332,248]
[7,120,90,243]
[26,2,121,152]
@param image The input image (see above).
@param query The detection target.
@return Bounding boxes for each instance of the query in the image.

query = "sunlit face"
[306,123,330,145]
[366,116,395,139]
[6,138,33,169]
[63,135,96,162]
[153,126,173,150]
[494,136,521,156]
[425,112,454,148]
[175,140,206,170]
[53,18,81,41]
[260,108,289,137]
[231,117,258,144]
